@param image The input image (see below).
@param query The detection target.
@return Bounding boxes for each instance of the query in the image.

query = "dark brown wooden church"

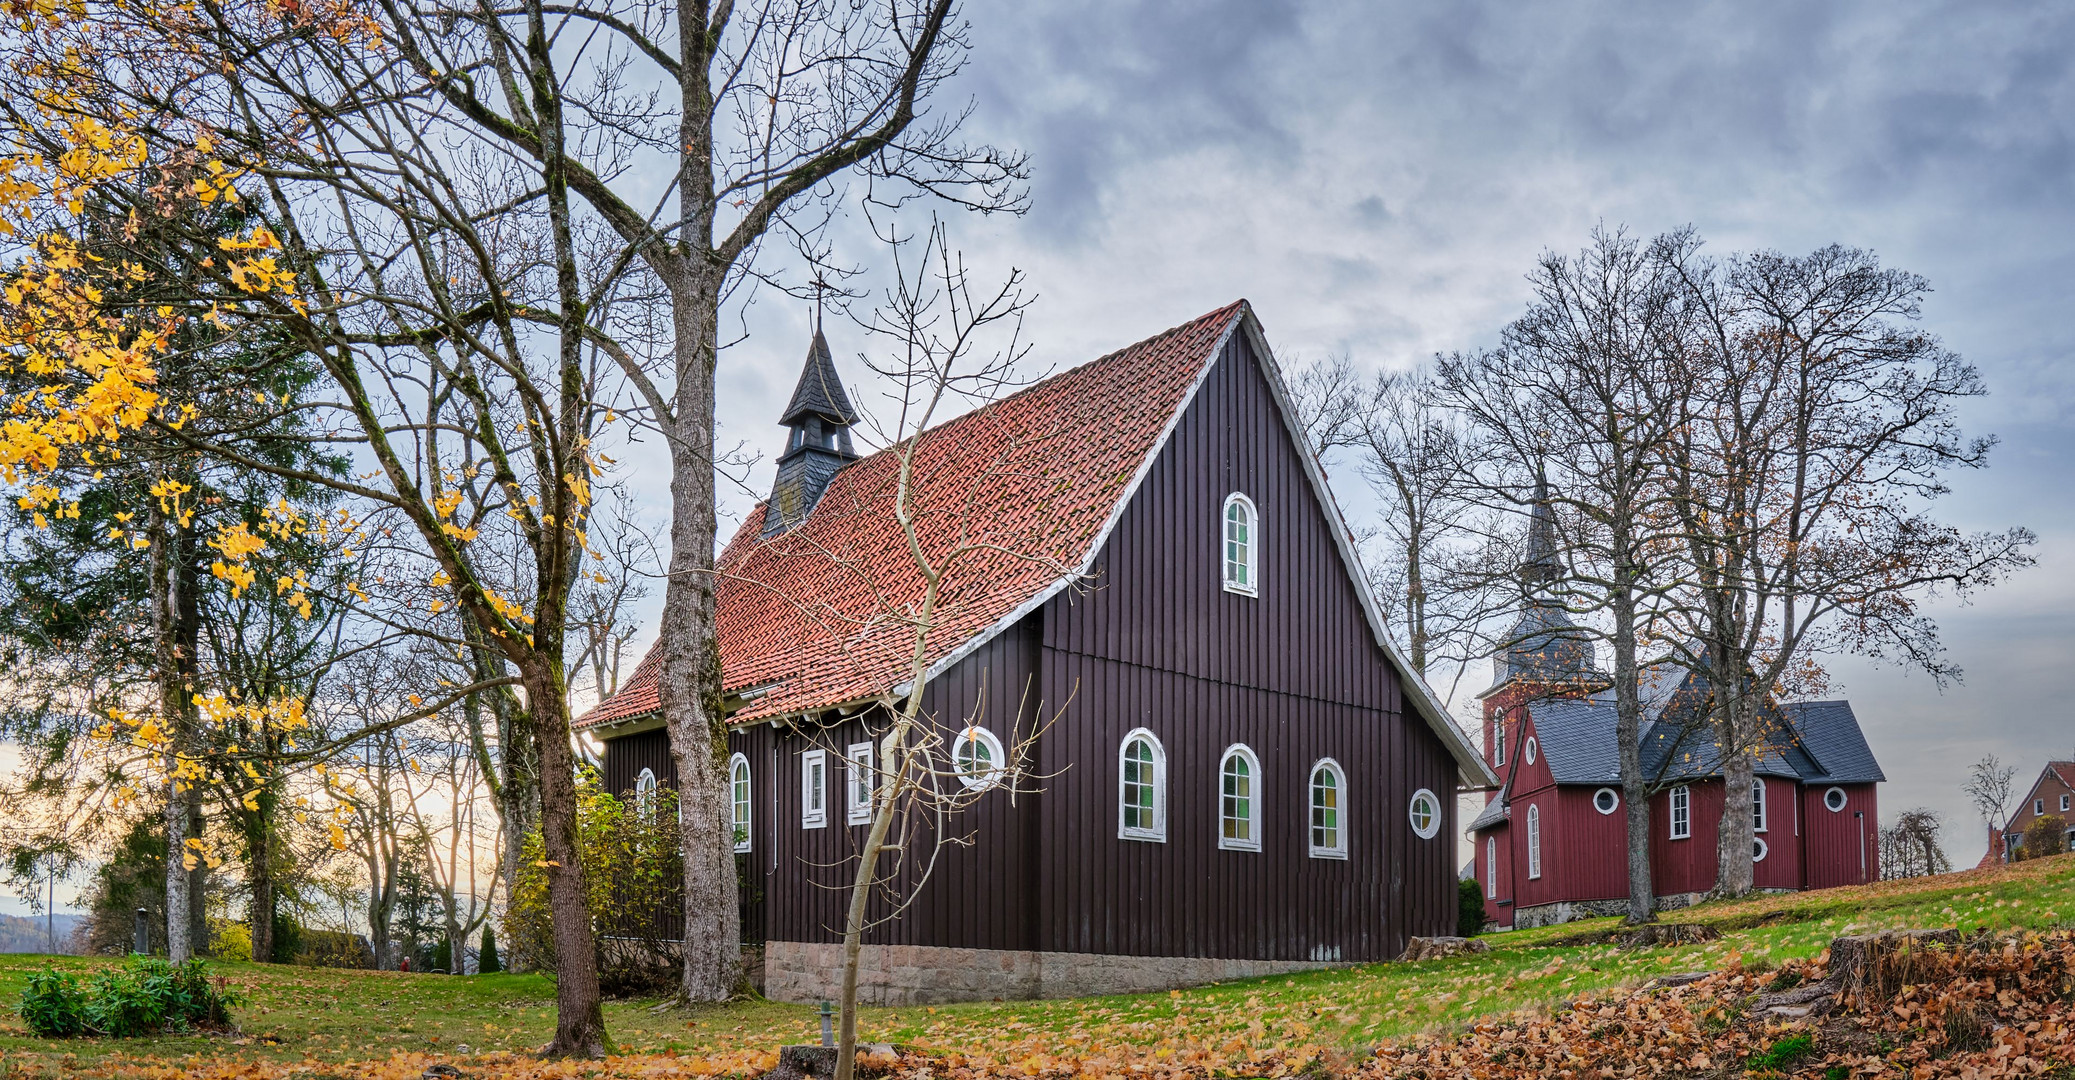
[578,302,1496,1004]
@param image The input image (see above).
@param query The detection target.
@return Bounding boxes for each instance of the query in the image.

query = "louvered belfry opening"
[764,326,861,536]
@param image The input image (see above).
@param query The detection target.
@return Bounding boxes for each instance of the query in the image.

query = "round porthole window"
[951,726,1006,790]
[1824,786,1848,813]
[1408,788,1441,839]
[1524,737,1538,765]
[1753,838,1769,863]
[1593,787,1619,815]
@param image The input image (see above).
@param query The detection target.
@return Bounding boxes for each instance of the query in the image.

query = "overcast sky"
[20,0,2070,914]
[703,0,2075,869]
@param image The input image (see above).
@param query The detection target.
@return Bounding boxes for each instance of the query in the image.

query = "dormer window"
[1222,493,1258,595]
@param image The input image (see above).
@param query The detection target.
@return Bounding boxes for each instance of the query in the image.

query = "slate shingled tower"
[764,327,860,536]
[1493,472,1597,689]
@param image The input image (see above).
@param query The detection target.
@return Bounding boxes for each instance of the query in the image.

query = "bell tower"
[763,326,860,536]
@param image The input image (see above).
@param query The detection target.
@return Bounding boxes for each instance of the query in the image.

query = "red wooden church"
[580,303,1496,1003]
[1467,489,1885,928]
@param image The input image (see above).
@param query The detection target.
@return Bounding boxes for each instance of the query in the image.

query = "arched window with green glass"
[1222,493,1258,595]
[1308,758,1347,859]
[1118,728,1166,842]
[729,753,752,853]
[1218,744,1262,851]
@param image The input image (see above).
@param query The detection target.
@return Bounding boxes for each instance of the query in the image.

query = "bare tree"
[1439,227,1689,925]
[1880,809,1952,880]
[1965,755,2019,858]
[1285,353,1367,457]
[1653,235,2036,897]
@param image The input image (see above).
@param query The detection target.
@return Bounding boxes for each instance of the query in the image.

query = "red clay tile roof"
[579,302,1247,730]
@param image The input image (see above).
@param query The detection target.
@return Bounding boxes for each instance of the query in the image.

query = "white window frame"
[730,753,753,853]
[846,742,874,825]
[1491,714,1506,765]
[1117,728,1167,842]
[1308,758,1348,859]
[1217,743,1262,852]
[1824,786,1848,813]
[1408,788,1441,840]
[1524,737,1537,766]
[2063,794,2071,813]
[1221,492,1259,596]
[2036,798,2045,815]
[1669,785,1691,839]
[1753,778,1769,834]
[1593,787,1619,815]
[1485,835,1497,898]
[800,749,827,829]
[952,726,1007,791]
[1753,837,1769,863]
[634,767,659,820]
[1526,803,1542,879]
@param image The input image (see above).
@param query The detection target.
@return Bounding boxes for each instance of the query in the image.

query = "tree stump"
[1749,928,1963,1019]
[1398,936,1492,962]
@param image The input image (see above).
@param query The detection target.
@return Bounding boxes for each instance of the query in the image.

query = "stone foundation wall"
[764,941,1342,1005]
[1513,888,1797,929]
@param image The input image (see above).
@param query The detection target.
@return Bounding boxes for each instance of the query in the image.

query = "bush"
[18,970,89,1037]
[1457,877,1488,937]
[507,767,683,995]
[15,957,239,1038]
[2023,815,2068,860]
[478,926,500,974]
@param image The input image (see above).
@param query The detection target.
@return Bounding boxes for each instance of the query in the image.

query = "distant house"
[1984,761,2075,864]
[578,302,1495,1004]
[1466,484,1885,929]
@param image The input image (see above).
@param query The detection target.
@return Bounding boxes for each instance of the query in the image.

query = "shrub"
[507,766,683,995]
[1457,877,1488,937]
[15,957,238,1038]
[18,970,89,1037]
[478,926,501,974]
[2023,815,2068,860]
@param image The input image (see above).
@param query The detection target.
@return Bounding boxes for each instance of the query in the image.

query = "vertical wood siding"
[1033,332,1453,963]
[603,331,1457,963]
[1801,783,1877,889]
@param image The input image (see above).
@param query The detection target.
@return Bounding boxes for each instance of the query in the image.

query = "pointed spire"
[1519,468,1561,587]
[778,328,859,428]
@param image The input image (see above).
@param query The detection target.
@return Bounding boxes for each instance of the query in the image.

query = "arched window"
[1824,786,1848,813]
[1484,835,1497,898]
[1222,493,1258,595]
[1218,744,1262,851]
[1526,803,1542,879]
[953,726,1006,791]
[1752,778,1768,833]
[1118,729,1166,842]
[1669,785,1691,839]
[1491,714,1506,765]
[730,754,753,853]
[1308,759,1347,859]
[1593,787,1620,815]
[635,768,658,818]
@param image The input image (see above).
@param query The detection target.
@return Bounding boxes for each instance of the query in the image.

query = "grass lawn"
[0,852,2069,1076]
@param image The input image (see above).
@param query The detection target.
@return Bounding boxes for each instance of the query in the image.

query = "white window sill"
[1308,848,1348,861]
[1219,837,1262,852]
[802,816,826,830]
[1119,829,1166,843]
[1222,582,1258,597]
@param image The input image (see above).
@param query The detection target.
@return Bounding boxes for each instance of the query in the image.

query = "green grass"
[0,852,2069,1071]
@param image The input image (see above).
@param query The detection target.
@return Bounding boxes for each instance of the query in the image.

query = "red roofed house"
[1983,762,2075,865]
[580,302,1495,1004]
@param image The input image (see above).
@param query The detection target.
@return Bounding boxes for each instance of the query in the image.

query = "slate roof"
[778,328,860,427]
[1468,786,1510,831]
[578,304,1495,784]
[1490,693,1881,790]
[1783,700,1886,784]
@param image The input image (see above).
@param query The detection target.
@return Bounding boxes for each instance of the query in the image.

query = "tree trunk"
[150,503,191,964]
[523,660,609,1057]
[1713,692,1757,897]
[1609,592,1653,925]
[186,793,208,953]
[250,811,274,963]
[661,278,741,1003]
[836,724,908,1080]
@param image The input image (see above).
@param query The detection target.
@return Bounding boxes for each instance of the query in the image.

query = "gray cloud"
[693,0,2075,865]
